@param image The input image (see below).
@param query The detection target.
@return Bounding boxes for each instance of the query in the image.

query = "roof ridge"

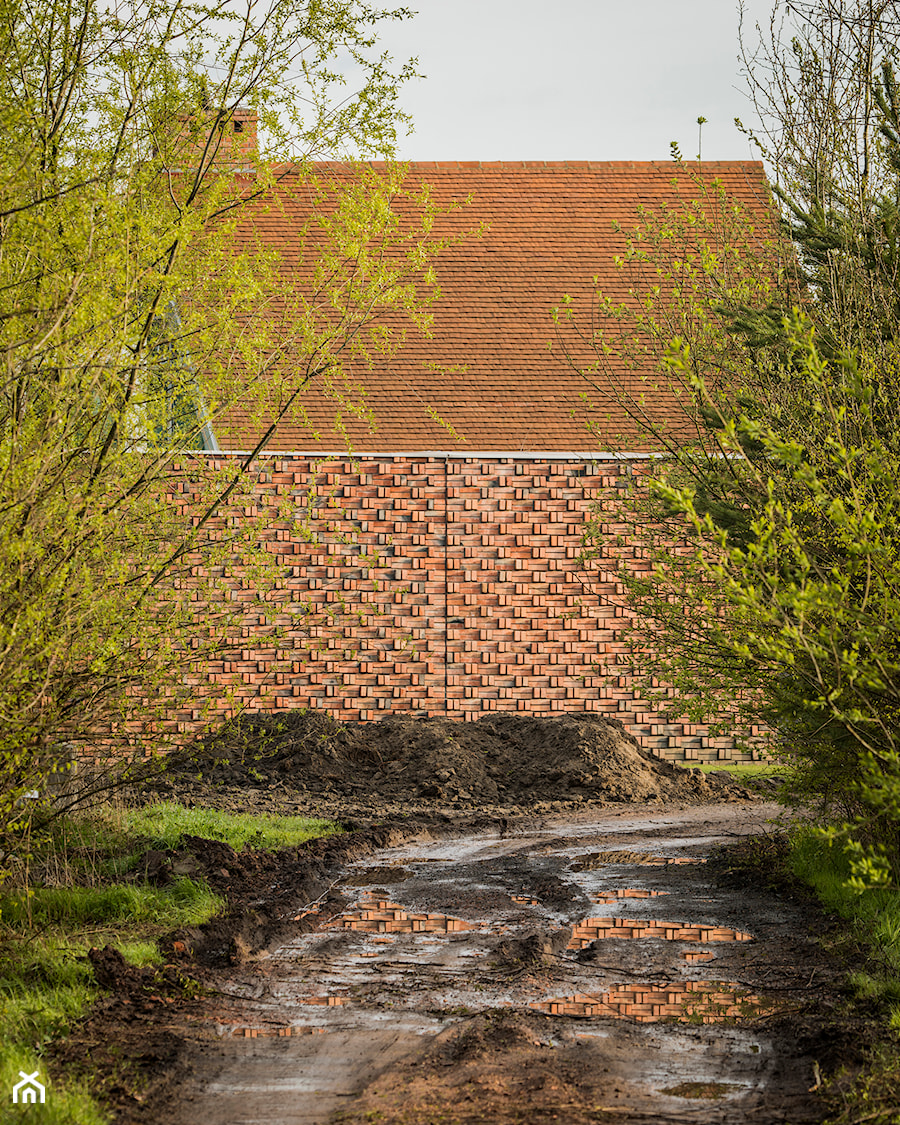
[298,159,764,172]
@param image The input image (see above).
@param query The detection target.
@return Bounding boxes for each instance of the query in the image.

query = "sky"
[372,0,779,163]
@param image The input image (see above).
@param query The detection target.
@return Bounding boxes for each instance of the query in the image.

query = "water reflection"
[329,897,476,935]
[570,851,706,871]
[568,918,754,948]
[593,888,669,903]
[532,982,772,1023]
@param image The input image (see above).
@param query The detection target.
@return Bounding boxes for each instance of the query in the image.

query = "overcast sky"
[373,0,778,163]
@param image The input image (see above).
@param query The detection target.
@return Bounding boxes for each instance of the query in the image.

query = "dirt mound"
[166,710,742,807]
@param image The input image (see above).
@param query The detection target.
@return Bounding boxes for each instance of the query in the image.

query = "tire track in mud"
[166,804,848,1125]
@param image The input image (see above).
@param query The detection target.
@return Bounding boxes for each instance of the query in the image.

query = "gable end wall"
[176,452,755,763]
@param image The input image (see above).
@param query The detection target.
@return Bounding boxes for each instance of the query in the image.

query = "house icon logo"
[12,1070,45,1104]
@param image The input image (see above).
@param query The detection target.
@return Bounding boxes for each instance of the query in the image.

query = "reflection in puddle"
[531,982,772,1023]
[299,996,348,1006]
[570,851,707,870]
[682,951,717,962]
[568,919,754,948]
[511,894,540,906]
[593,889,670,903]
[223,1026,327,1038]
[330,898,476,935]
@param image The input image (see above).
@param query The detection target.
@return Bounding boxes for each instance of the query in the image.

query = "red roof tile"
[214,160,771,453]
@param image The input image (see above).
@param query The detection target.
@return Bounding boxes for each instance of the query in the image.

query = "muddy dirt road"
[158,802,848,1125]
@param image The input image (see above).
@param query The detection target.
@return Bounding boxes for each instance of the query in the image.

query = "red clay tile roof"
[214,160,771,454]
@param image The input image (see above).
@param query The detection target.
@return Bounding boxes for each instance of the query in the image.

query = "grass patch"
[789,830,900,1004]
[123,801,341,852]
[118,940,163,967]
[0,800,340,1122]
[1,1043,106,1124]
[0,874,224,1121]
[0,878,222,930]
[693,761,784,778]
[787,829,900,1124]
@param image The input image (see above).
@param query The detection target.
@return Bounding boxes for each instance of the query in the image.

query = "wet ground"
[153,802,848,1125]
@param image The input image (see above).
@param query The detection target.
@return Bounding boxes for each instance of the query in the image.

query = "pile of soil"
[160,710,749,811]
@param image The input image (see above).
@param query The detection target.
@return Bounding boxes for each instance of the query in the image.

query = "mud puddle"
[160,803,843,1124]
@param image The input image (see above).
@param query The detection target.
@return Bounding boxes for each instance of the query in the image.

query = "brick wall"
[181,452,751,762]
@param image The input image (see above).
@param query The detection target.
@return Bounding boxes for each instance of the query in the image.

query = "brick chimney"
[225,108,258,161]
[173,107,258,168]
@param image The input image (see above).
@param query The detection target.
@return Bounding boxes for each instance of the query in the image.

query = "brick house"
[187,139,770,762]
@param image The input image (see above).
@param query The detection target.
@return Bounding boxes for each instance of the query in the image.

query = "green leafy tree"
[556,0,900,883]
[0,0,463,844]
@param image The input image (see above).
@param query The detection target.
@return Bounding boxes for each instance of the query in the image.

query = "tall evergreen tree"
[558,0,900,882]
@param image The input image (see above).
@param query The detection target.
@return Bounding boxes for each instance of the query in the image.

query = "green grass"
[0,1043,107,1125]
[0,801,341,1123]
[692,761,784,778]
[789,830,900,1003]
[0,874,225,1124]
[787,829,900,1125]
[0,940,113,1124]
[0,945,96,1039]
[122,801,341,852]
[0,878,222,929]
[117,940,163,967]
